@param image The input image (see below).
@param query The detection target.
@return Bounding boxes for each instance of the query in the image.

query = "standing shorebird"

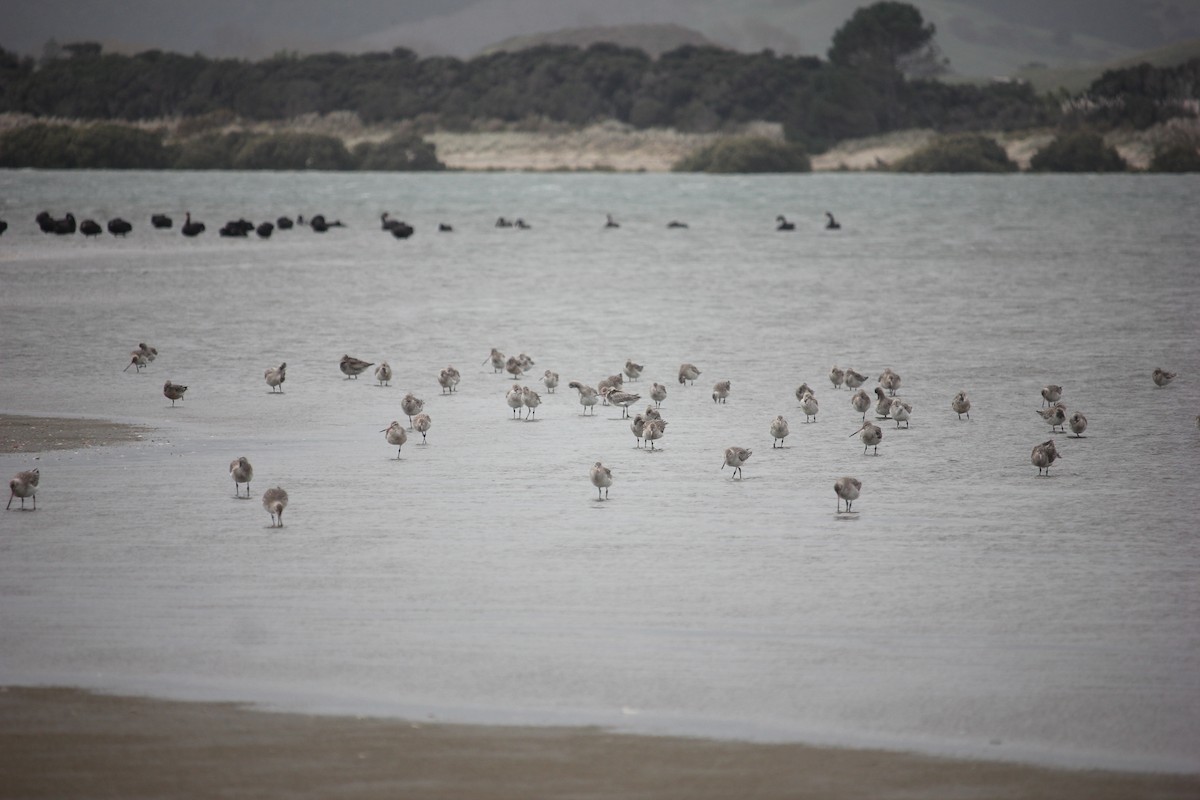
[624,360,644,382]
[506,384,525,418]
[794,384,815,403]
[229,457,253,497]
[649,382,667,407]
[890,398,912,428]
[1068,411,1088,438]
[770,415,789,448]
[505,356,526,379]
[401,393,425,428]
[850,388,871,420]
[642,418,667,450]
[834,476,861,513]
[340,355,373,379]
[541,370,559,394]
[608,389,641,418]
[829,366,845,390]
[163,380,188,406]
[265,362,286,393]
[124,351,147,372]
[679,363,701,385]
[568,381,599,415]
[843,369,867,389]
[413,413,432,443]
[851,421,883,455]
[1041,385,1063,407]
[485,348,505,374]
[137,343,158,363]
[1153,368,1177,387]
[879,368,901,396]
[598,374,624,402]
[951,391,971,420]
[722,446,752,478]
[800,392,819,423]
[7,468,38,510]
[382,421,408,458]
[522,386,541,420]
[712,381,731,404]
[643,405,662,421]
[262,486,288,527]
[631,414,646,448]
[590,462,613,500]
[375,362,393,387]
[438,366,461,394]
[1037,405,1067,432]
[873,387,892,419]
[1031,440,1060,476]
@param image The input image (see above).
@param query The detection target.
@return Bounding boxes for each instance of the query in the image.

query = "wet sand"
[0,414,149,454]
[1,687,1196,800]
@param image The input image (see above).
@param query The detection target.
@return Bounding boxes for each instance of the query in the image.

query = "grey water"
[1,170,1198,773]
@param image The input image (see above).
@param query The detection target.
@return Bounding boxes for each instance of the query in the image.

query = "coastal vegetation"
[0,2,1196,171]
[891,133,1018,173]
[672,137,810,173]
[1028,130,1128,172]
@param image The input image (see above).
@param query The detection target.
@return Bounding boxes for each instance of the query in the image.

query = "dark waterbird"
[0,219,7,236]
[181,212,205,237]
[107,218,132,236]
[438,223,453,232]
[275,216,294,229]
[79,219,102,237]
[43,212,76,234]
[381,212,413,238]
[256,221,274,238]
[775,215,795,231]
[219,219,253,237]
[151,214,173,229]
[36,211,55,233]
[310,214,329,232]
[825,211,841,230]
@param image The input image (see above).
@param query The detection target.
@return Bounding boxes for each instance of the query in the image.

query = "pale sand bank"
[1,687,1195,800]
[0,414,150,454]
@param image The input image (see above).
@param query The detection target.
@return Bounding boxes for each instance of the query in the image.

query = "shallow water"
[1,170,1198,772]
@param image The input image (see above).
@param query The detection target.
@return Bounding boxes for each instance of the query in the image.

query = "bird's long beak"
[122,362,132,372]
[849,424,866,437]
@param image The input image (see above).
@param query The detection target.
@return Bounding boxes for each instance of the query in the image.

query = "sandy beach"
[0,413,149,454]
[2,686,1196,800]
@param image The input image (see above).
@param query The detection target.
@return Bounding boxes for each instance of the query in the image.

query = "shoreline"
[2,686,1196,799]
[0,413,150,454]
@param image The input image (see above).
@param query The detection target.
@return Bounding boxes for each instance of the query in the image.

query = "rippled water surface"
[1,171,1198,772]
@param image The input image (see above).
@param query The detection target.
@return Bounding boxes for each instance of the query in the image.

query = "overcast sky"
[2,0,1195,76]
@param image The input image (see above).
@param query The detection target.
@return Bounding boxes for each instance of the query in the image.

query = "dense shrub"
[892,133,1018,172]
[673,137,811,173]
[1147,144,1200,172]
[353,133,445,170]
[231,132,355,170]
[0,123,172,168]
[1029,131,1127,172]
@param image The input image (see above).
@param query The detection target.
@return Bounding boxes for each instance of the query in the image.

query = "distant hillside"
[480,24,722,58]
[1013,37,1200,92]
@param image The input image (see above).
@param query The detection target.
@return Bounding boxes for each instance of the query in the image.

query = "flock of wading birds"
[5,347,1186,521]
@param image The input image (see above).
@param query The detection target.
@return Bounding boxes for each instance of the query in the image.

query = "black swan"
[276,216,294,229]
[825,211,841,230]
[219,219,253,237]
[80,219,102,237]
[37,211,55,233]
[181,212,205,237]
[390,221,414,239]
[107,218,132,236]
[438,223,453,232]
[256,222,274,238]
[605,214,619,228]
[54,213,77,235]
[0,219,7,236]
[151,214,173,229]
[667,220,689,229]
[515,219,531,229]
[309,214,329,233]
[775,215,795,231]
[495,217,512,228]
